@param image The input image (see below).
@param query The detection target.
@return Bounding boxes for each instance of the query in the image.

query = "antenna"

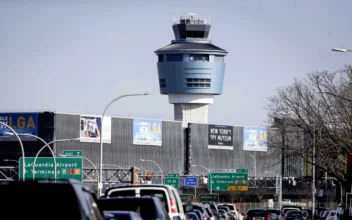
[209,14,211,24]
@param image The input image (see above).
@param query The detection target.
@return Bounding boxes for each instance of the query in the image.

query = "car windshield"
[267,210,280,215]
[247,210,269,216]
[287,211,304,217]
[283,208,299,213]
[98,198,159,220]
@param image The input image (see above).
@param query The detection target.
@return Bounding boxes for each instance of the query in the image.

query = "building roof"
[155,42,227,53]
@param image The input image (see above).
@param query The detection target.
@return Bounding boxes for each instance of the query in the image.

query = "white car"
[104,184,186,220]
[217,203,240,220]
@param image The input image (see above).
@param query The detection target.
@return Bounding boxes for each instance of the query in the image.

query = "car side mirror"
[242,213,244,216]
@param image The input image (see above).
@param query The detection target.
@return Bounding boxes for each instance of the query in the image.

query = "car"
[267,208,281,220]
[104,184,185,220]
[0,180,103,220]
[279,208,301,220]
[98,197,170,220]
[244,208,271,220]
[218,203,240,220]
[283,210,306,220]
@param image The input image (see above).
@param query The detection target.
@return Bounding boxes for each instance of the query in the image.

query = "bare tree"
[266,65,352,186]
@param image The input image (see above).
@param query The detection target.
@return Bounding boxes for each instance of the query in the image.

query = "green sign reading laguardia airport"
[19,157,83,182]
[209,172,248,191]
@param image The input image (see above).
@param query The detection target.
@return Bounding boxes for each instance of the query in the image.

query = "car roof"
[247,208,268,211]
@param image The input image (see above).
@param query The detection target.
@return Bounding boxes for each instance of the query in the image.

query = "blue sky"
[1,0,351,126]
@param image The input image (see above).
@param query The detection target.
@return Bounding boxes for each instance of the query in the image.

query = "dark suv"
[0,180,103,220]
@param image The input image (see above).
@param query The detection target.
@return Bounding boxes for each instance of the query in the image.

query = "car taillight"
[265,216,271,220]
[232,211,236,216]
[303,218,307,220]
[247,216,251,220]
[169,198,177,213]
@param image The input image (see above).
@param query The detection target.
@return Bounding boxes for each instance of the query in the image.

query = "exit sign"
[63,150,83,157]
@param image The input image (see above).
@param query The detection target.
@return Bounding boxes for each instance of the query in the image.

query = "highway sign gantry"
[19,157,83,182]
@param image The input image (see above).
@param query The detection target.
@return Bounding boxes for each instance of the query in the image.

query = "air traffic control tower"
[155,13,228,123]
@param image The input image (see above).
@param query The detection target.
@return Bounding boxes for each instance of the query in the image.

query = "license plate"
[255,218,261,220]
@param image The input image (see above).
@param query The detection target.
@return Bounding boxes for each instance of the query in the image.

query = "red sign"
[68,169,74,175]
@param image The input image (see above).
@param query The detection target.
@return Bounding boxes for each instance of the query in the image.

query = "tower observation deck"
[155,13,228,123]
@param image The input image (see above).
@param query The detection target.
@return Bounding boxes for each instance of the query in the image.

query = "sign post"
[19,157,83,182]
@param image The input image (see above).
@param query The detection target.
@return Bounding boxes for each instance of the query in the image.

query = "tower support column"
[169,93,214,123]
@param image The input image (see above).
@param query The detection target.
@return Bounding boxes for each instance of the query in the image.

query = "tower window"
[159,79,166,88]
[189,54,209,62]
[158,55,164,62]
[167,54,183,62]
[186,31,205,38]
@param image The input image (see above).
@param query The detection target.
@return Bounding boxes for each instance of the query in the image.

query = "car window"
[109,190,136,197]
[140,189,169,212]
[287,211,304,217]
[267,210,280,215]
[283,208,299,214]
[98,198,158,220]
[226,205,235,211]
[247,210,269,216]
[186,213,199,220]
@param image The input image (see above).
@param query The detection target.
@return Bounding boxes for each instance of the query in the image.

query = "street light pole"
[0,122,25,181]
[249,155,257,186]
[192,164,212,194]
[4,132,61,181]
[98,92,151,196]
[265,171,282,210]
[31,137,79,181]
[140,159,163,184]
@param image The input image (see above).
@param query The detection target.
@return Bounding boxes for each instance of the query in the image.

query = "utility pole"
[312,124,316,220]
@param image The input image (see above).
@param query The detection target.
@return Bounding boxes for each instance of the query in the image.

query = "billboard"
[243,127,268,151]
[80,115,111,143]
[0,113,38,141]
[208,124,233,150]
[133,119,162,146]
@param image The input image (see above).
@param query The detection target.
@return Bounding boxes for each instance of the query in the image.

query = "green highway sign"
[164,177,179,188]
[168,173,180,177]
[180,194,194,203]
[273,194,279,202]
[209,172,248,191]
[236,168,248,173]
[199,194,219,203]
[19,157,83,182]
[63,150,83,157]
